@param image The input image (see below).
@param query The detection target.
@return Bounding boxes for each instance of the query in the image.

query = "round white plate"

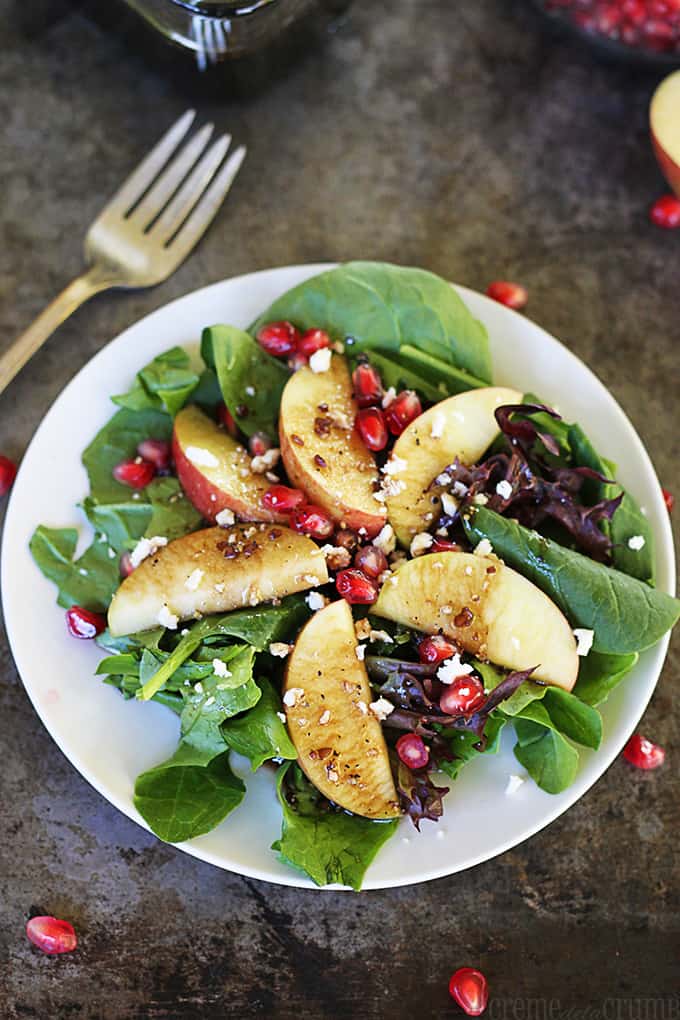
[3,265,675,890]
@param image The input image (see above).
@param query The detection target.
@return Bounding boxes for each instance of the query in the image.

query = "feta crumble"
[373,523,396,555]
[276,711,286,723]
[383,455,408,476]
[496,479,513,500]
[505,774,526,796]
[269,642,291,658]
[309,347,332,373]
[430,412,445,439]
[130,535,168,568]
[437,654,474,685]
[474,538,494,558]
[305,591,326,612]
[410,531,434,557]
[283,687,305,707]
[185,446,219,468]
[473,493,489,506]
[157,605,179,630]
[354,618,372,641]
[441,492,458,517]
[573,628,594,657]
[357,700,368,715]
[369,629,393,644]
[355,644,367,661]
[628,534,646,551]
[381,386,396,408]
[245,385,255,397]
[215,508,235,527]
[213,658,232,678]
[251,448,280,474]
[184,568,204,591]
[369,697,394,721]
[319,710,331,725]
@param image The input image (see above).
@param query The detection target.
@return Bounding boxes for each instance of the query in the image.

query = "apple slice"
[373,550,578,690]
[108,523,328,636]
[651,70,680,198]
[279,354,386,537]
[384,386,521,546]
[284,599,400,819]
[173,405,286,524]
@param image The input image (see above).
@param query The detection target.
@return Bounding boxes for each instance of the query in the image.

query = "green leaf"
[397,345,487,395]
[180,647,260,738]
[572,650,638,707]
[143,476,202,541]
[190,367,223,415]
[113,347,199,417]
[29,524,120,611]
[474,660,549,716]
[223,678,296,770]
[82,406,172,504]
[249,261,492,383]
[202,324,288,438]
[513,719,579,794]
[437,714,507,780]
[463,508,680,654]
[272,764,399,890]
[514,690,602,750]
[365,351,448,404]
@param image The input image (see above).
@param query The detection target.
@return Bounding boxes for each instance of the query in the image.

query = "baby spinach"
[365,351,447,403]
[180,647,260,740]
[572,650,638,707]
[223,678,296,770]
[250,261,492,383]
[113,346,200,417]
[82,406,172,504]
[474,660,549,717]
[514,692,602,751]
[513,719,579,795]
[30,525,120,612]
[437,715,507,781]
[463,508,680,654]
[397,345,487,395]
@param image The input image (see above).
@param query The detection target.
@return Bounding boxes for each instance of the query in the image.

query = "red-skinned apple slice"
[173,405,286,524]
[651,70,680,198]
[108,523,328,636]
[279,355,386,537]
[284,599,400,819]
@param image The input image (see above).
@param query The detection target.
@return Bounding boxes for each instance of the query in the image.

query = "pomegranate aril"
[356,407,388,452]
[396,733,430,770]
[334,528,359,552]
[26,916,77,955]
[248,431,273,457]
[65,606,106,639]
[486,279,528,310]
[335,568,378,604]
[440,676,486,716]
[650,194,680,228]
[120,551,134,578]
[0,455,17,496]
[419,635,458,664]
[352,361,384,408]
[623,733,665,770]
[298,328,331,359]
[137,438,171,473]
[290,503,335,539]
[384,390,422,436]
[256,321,300,357]
[217,402,239,437]
[113,459,155,489]
[448,967,489,1017]
[354,544,388,578]
[261,485,305,513]
[287,351,309,372]
[662,488,674,513]
[432,538,461,554]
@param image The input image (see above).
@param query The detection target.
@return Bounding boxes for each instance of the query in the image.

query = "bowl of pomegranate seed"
[3,262,677,891]
[531,0,680,67]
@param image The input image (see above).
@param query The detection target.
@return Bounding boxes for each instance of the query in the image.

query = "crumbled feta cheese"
[265,472,279,483]
[212,658,232,678]
[369,697,395,721]
[326,767,339,783]
[369,629,393,644]
[452,481,468,499]
[473,493,489,506]
[320,545,352,571]
[319,710,331,725]
[383,455,408,476]
[204,696,216,707]
[496,479,513,500]
[303,574,320,586]
[381,386,396,408]
[628,534,646,551]
[357,700,368,715]
[276,711,286,723]
[214,582,225,593]
[430,412,446,439]
[573,628,594,657]
[354,618,372,641]
[78,568,88,576]
[251,448,280,474]
[157,604,179,629]
[130,535,168,568]
[355,644,367,661]
[245,385,255,397]
[305,591,326,612]
[437,654,474,685]
[194,682,204,695]
[410,531,434,557]
[269,642,291,658]
[309,347,332,373]
[184,568,204,591]
[505,774,526,796]
[474,538,494,558]
[464,565,473,576]
[441,492,458,517]
[440,605,453,615]
[185,446,219,468]
[215,508,235,527]
[373,523,396,555]
[107,547,116,560]
[283,687,305,707]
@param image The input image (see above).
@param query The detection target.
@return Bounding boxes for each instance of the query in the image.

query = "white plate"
[2,264,675,890]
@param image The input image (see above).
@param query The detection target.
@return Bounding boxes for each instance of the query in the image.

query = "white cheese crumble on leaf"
[437,654,474,685]
[269,642,291,658]
[309,347,332,373]
[573,628,594,657]
[627,534,646,551]
[276,711,286,723]
[496,479,513,500]
[185,446,219,468]
[355,644,367,661]
[215,508,235,527]
[213,658,232,678]
[441,492,458,517]
[369,697,394,721]
[130,535,168,568]
[305,591,326,612]
[410,531,434,557]
[474,538,494,558]
[473,493,489,506]
[369,629,393,644]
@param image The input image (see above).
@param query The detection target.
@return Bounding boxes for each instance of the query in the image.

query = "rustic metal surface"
[0,1,678,1016]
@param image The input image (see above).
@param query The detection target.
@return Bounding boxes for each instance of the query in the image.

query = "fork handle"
[0,263,119,395]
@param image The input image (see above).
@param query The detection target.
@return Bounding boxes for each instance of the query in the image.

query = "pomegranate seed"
[449,967,489,1017]
[290,503,335,539]
[623,733,665,770]
[261,485,305,513]
[248,431,273,458]
[440,676,487,716]
[396,733,430,770]
[419,635,458,664]
[335,568,378,604]
[119,551,134,578]
[334,528,359,552]
[26,916,77,955]
[65,606,106,639]
[287,351,309,372]
[431,538,461,554]
[384,391,422,436]
[352,361,384,408]
[622,0,646,22]
[0,454,17,496]
[356,407,388,452]
[354,544,388,578]
[113,459,155,489]
[486,280,528,310]
[137,438,171,473]
[662,488,674,513]
[256,321,300,357]
[642,17,676,48]
[650,194,680,229]
[298,328,331,359]
[217,402,239,437]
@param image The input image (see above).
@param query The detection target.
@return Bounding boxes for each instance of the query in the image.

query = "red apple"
[651,70,680,198]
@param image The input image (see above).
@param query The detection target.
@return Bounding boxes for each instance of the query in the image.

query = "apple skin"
[651,69,680,198]
[373,550,578,691]
[279,355,386,538]
[284,599,400,819]
[173,405,286,525]
[108,523,329,636]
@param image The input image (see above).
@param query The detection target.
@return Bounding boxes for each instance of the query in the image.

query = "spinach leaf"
[272,764,399,890]
[190,367,223,415]
[513,719,579,794]
[223,678,296,770]
[82,407,172,504]
[364,351,447,404]
[201,324,288,438]
[514,691,602,750]
[572,650,638,707]
[463,509,680,654]
[141,477,202,541]
[397,345,487,395]
[180,646,260,739]
[29,525,120,612]
[437,714,507,780]
[113,346,200,417]
[250,261,492,383]
[474,660,549,716]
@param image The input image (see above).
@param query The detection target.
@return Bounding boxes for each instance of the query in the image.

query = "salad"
[30,261,680,890]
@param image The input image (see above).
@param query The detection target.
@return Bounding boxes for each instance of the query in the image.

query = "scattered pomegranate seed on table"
[289,504,335,539]
[662,487,674,512]
[26,916,77,955]
[298,328,331,359]
[354,544,388,578]
[440,676,487,716]
[384,390,422,436]
[486,280,528,310]
[335,568,378,604]
[419,635,458,664]
[649,194,680,229]
[112,459,155,489]
[0,455,17,496]
[623,733,665,769]
[65,606,107,639]
[217,402,239,437]
[448,967,489,1017]
[262,485,305,513]
[137,438,171,473]
[356,407,389,451]
[396,733,430,770]
[541,0,680,52]
[256,321,300,357]
[352,361,383,407]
